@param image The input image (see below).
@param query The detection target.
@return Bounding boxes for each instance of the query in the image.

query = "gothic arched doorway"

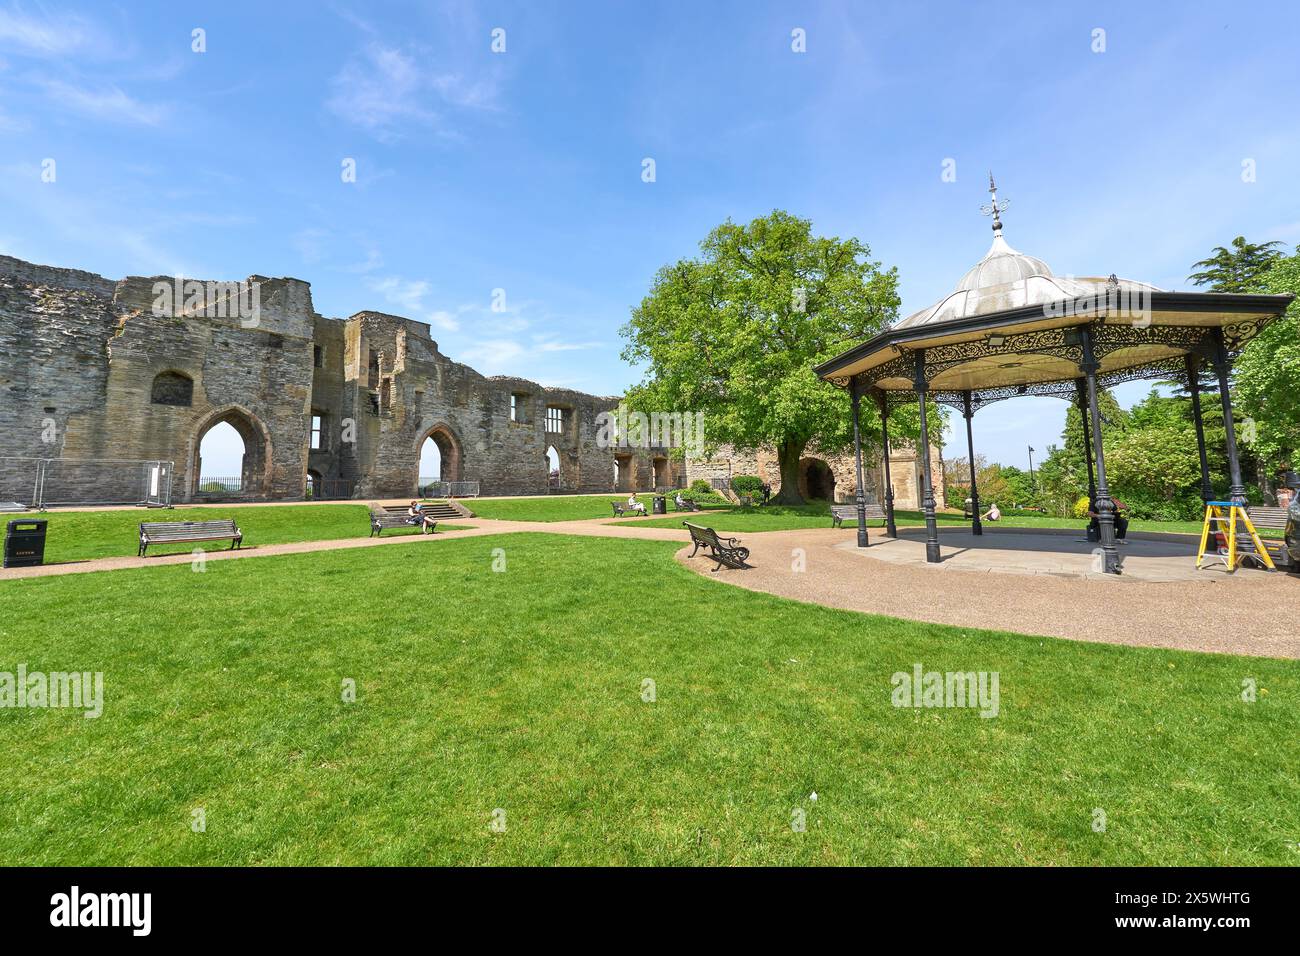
[189,405,273,499]
[417,423,464,493]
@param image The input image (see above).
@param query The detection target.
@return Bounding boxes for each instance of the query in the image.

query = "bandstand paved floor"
[671,526,1300,659]
[843,526,1209,582]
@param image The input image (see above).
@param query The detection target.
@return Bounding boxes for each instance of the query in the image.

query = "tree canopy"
[620,210,938,503]
[1187,236,1285,292]
[1235,249,1300,474]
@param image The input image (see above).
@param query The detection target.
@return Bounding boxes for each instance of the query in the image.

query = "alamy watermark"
[1042,276,1151,328]
[891,663,999,718]
[152,276,261,327]
[594,403,704,453]
[1,664,103,718]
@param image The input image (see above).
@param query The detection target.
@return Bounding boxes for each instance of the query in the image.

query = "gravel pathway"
[672,527,1300,659]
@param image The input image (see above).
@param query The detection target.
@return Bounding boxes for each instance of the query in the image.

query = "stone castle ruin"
[0,255,682,506]
[0,254,930,509]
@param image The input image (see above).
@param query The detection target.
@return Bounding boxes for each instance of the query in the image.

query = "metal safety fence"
[0,457,174,510]
[416,479,480,498]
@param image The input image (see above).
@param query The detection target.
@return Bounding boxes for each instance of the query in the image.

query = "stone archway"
[799,457,836,502]
[417,422,464,489]
[188,404,273,500]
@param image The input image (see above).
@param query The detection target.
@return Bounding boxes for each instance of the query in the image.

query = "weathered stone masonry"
[0,255,678,503]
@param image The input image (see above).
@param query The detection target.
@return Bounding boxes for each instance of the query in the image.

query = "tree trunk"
[772,439,806,505]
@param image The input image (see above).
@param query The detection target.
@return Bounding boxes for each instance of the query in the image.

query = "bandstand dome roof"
[896,233,1159,330]
[815,177,1294,406]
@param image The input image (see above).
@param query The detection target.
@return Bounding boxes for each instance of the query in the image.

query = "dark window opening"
[151,371,193,407]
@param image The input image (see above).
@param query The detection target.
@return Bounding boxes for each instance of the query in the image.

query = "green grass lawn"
[1,532,1294,865]
[466,493,667,522]
[18,504,469,564]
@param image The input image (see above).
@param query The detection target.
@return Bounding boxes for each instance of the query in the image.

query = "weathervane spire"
[980,171,1010,237]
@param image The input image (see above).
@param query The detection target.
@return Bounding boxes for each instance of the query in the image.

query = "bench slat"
[139,518,241,555]
[683,521,750,570]
[369,510,437,536]
[831,505,885,527]
[1247,506,1288,529]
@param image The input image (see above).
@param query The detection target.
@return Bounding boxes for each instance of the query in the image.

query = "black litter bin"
[652,495,667,515]
[4,519,47,568]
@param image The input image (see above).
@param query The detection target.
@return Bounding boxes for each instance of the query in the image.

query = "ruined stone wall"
[0,255,650,505]
[0,259,120,503]
[319,311,632,498]
[684,440,944,507]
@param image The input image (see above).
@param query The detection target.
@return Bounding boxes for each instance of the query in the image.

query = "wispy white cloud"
[326,42,501,140]
[37,78,168,125]
[460,338,525,367]
[0,160,201,277]
[0,4,95,57]
[369,275,460,331]
[533,337,603,353]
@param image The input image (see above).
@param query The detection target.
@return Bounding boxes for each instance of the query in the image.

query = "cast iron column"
[849,377,869,548]
[876,389,898,537]
[1185,353,1213,505]
[1212,328,1248,505]
[913,351,941,563]
[1080,327,1120,574]
[1075,378,1097,504]
[963,390,982,535]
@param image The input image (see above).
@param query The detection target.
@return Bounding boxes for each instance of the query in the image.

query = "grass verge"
[14,504,469,563]
[1,532,1294,865]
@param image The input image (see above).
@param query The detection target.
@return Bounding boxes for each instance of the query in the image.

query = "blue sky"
[2,0,1298,475]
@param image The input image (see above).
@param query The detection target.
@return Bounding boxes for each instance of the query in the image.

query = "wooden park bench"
[138,518,242,556]
[683,522,750,571]
[831,503,886,529]
[675,496,702,512]
[612,501,647,517]
[370,505,437,537]
[1243,505,1291,568]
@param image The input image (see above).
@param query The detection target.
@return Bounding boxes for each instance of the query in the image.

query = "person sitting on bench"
[626,494,647,516]
[1087,497,1130,540]
[1111,496,1130,539]
[674,492,686,510]
[406,501,437,532]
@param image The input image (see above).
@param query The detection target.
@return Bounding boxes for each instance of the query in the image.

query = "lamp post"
[1027,445,1036,493]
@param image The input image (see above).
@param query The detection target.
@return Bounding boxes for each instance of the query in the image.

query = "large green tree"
[621,210,928,504]
[1187,236,1285,292]
[1234,250,1300,475]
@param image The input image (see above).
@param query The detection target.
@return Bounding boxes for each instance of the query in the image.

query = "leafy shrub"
[689,479,714,496]
[1110,488,1203,522]
[1072,495,1091,519]
[730,474,764,496]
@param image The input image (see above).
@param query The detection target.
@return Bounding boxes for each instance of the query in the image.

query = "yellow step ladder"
[1196,501,1276,572]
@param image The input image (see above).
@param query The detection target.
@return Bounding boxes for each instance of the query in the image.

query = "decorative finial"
[980,171,1010,236]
